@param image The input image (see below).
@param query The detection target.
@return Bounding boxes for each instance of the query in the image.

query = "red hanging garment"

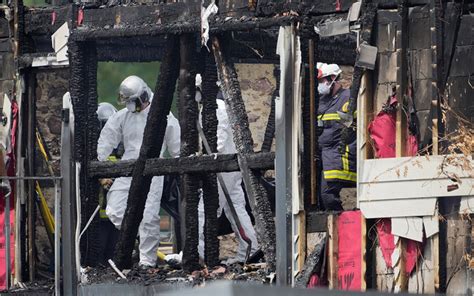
[0,101,18,290]
[368,95,418,158]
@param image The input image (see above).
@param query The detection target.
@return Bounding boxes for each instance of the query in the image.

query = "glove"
[99,178,114,190]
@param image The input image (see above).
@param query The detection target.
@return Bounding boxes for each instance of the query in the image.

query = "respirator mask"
[126,99,138,112]
[318,78,335,95]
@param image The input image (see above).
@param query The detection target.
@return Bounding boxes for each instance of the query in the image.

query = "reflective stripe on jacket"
[317,88,357,182]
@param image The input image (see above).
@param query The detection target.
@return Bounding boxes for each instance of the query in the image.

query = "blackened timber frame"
[67,2,359,268]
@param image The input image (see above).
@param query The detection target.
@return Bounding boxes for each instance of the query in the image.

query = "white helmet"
[118,75,151,105]
[97,102,117,122]
[317,63,342,79]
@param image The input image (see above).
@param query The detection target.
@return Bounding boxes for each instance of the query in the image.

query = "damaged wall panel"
[445,14,474,138]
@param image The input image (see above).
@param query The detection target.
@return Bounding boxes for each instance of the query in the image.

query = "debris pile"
[81,262,271,287]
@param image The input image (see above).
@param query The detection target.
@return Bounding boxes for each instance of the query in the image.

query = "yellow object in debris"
[157,250,166,261]
[35,182,55,240]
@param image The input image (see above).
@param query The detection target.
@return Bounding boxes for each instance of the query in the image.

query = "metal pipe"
[54,180,61,296]
[5,191,11,290]
[0,176,62,180]
[197,121,252,262]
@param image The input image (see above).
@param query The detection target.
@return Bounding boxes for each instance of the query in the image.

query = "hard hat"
[317,63,342,79]
[118,75,150,105]
[97,102,117,122]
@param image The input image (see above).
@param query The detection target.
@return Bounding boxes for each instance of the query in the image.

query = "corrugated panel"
[358,155,474,218]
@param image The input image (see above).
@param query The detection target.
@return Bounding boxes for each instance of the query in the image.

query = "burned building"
[0,0,473,294]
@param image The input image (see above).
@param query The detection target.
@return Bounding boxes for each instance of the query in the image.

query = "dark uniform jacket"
[317,88,357,183]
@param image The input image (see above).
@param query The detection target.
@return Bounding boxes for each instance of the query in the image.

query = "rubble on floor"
[82,262,271,287]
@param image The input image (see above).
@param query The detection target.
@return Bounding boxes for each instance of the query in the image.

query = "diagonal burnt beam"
[178,34,201,273]
[88,152,275,178]
[211,35,276,271]
[200,54,220,268]
[113,35,180,269]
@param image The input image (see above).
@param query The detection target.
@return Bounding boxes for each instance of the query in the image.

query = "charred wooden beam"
[113,35,180,269]
[212,35,276,271]
[69,41,101,266]
[69,16,297,42]
[178,34,201,272]
[88,152,275,178]
[24,6,72,35]
[200,54,220,268]
[256,0,355,17]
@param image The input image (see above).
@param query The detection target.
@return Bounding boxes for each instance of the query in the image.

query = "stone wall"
[34,69,69,269]
[235,63,276,151]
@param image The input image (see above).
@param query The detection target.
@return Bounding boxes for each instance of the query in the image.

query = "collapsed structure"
[0,0,473,294]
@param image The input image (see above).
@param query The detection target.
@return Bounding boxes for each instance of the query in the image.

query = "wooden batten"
[327,214,339,289]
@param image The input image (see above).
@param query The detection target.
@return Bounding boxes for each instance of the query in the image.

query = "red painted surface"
[337,210,362,291]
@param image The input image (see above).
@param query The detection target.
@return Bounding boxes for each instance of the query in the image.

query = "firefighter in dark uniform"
[316,63,356,211]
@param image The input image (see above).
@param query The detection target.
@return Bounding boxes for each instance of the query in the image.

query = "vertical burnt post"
[200,54,220,267]
[211,35,276,271]
[113,35,180,269]
[26,72,36,280]
[261,65,279,153]
[179,34,201,272]
[69,41,100,266]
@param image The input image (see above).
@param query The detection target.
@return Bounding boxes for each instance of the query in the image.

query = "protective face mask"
[126,100,137,112]
[318,79,334,95]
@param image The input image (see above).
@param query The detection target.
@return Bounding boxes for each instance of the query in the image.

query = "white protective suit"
[97,98,180,267]
[198,99,259,262]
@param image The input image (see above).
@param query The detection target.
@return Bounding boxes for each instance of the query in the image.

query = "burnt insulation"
[212,35,276,271]
[113,35,180,269]
[178,34,201,273]
[69,41,101,266]
[200,54,220,268]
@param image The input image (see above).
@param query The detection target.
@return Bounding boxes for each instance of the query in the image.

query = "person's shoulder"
[116,107,128,114]
[338,88,350,101]
[340,88,350,96]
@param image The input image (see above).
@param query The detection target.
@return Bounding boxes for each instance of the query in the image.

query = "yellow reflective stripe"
[324,170,357,182]
[317,111,357,121]
[342,145,349,172]
[342,102,349,112]
[107,155,118,162]
[317,113,340,121]
[99,209,108,219]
